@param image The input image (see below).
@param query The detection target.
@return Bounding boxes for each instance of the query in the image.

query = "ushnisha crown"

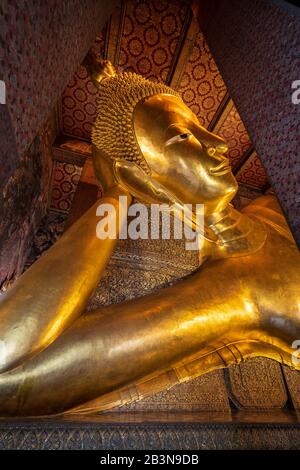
[91,58,180,173]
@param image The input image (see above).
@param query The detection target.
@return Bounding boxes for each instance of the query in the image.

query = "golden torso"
[203,196,300,360]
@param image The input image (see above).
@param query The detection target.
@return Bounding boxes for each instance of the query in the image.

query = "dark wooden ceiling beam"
[207,92,231,133]
[233,146,255,175]
[262,182,271,193]
[168,13,199,89]
[105,0,126,66]
[52,135,92,166]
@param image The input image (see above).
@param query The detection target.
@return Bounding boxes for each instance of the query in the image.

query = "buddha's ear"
[113,160,171,205]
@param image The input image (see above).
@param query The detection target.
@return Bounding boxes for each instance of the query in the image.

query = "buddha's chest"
[236,235,300,319]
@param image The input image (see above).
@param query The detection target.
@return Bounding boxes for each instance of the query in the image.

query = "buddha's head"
[91,60,238,216]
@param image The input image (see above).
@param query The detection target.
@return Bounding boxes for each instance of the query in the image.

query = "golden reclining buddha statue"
[0,55,299,416]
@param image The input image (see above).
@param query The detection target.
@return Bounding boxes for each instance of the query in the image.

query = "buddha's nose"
[216,143,229,154]
[207,143,229,159]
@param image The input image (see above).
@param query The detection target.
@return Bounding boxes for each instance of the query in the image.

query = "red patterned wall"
[119,0,188,82]
[50,162,82,213]
[236,152,268,189]
[214,101,252,169]
[1,0,116,158]
[196,0,298,243]
[178,31,227,128]
[61,34,106,140]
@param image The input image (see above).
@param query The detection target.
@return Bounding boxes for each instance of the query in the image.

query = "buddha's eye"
[165,133,191,147]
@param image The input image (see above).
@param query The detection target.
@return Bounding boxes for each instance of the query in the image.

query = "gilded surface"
[0,58,299,416]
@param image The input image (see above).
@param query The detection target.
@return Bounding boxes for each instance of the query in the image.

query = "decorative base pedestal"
[1,412,300,450]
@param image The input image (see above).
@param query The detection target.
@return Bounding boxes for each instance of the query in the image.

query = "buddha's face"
[132,94,238,215]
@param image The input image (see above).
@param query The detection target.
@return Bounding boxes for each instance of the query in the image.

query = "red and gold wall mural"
[178,31,227,128]
[118,0,188,82]
[236,152,269,189]
[49,162,82,213]
[214,102,252,169]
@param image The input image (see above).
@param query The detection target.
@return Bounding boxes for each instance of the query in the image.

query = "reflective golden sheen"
[0,58,299,416]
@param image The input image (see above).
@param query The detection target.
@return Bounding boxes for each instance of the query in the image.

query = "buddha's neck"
[201,204,267,260]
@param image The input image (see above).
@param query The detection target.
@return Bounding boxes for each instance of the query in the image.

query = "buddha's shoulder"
[242,194,281,214]
[241,194,296,245]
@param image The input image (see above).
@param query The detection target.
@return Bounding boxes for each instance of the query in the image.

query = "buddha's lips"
[209,159,231,176]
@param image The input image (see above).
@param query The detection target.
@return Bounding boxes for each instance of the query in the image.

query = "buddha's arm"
[0,261,258,416]
[0,186,130,373]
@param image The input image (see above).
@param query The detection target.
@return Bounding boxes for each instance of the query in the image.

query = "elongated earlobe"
[113,159,172,205]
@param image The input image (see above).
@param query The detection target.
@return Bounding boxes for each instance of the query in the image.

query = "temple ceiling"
[50,0,270,215]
